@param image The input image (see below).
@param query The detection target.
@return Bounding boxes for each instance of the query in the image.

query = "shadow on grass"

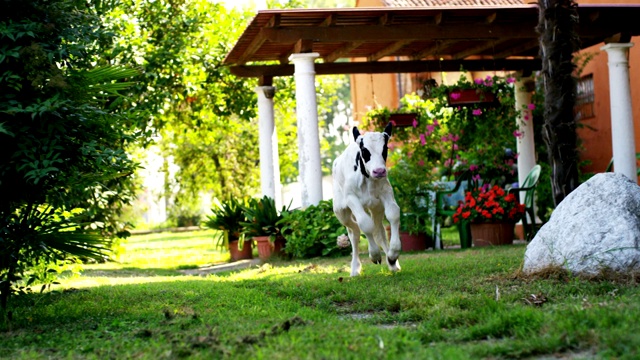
[126,230,217,244]
[64,267,191,278]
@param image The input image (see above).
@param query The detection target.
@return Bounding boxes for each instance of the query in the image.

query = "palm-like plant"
[241,196,290,240]
[203,197,247,250]
[537,0,580,205]
[1,205,111,311]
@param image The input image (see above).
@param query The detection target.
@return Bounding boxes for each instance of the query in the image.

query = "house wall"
[575,0,640,175]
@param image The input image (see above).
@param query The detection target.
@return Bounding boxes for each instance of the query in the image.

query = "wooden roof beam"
[236,34,267,65]
[259,23,538,42]
[452,39,505,60]
[324,41,364,63]
[229,59,542,78]
[411,40,457,60]
[279,39,314,64]
[492,39,539,59]
[368,40,413,62]
[485,12,497,24]
[236,14,280,65]
[320,14,336,27]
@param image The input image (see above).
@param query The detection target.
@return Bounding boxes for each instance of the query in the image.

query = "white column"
[601,43,637,183]
[255,85,282,208]
[289,52,323,206]
[515,77,537,192]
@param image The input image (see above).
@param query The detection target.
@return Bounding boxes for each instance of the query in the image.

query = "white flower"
[336,234,350,248]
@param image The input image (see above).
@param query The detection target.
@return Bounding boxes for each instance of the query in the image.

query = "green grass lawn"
[2,230,640,359]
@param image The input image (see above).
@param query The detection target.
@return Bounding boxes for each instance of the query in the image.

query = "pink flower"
[427,124,435,132]
[418,159,425,167]
[513,130,524,138]
[528,103,536,110]
[469,164,479,172]
[450,134,460,142]
[524,115,530,121]
[444,159,453,167]
[412,119,418,128]
[474,78,484,85]
[472,174,482,182]
[472,109,483,116]
[506,77,516,84]
[453,144,459,150]
[420,133,426,145]
[432,119,439,126]
[450,92,461,100]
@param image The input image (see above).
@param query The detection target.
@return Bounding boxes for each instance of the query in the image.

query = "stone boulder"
[523,172,640,276]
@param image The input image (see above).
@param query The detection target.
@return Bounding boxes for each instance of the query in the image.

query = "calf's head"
[352,122,392,179]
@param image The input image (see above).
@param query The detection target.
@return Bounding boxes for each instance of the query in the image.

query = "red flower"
[453,185,525,224]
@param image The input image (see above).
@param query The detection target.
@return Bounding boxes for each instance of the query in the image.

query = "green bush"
[279,200,351,259]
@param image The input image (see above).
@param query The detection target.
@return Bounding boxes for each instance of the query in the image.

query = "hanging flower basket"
[447,88,496,107]
[389,113,418,128]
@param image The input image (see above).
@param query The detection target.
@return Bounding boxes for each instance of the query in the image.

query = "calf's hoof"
[387,257,401,272]
[369,252,382,265]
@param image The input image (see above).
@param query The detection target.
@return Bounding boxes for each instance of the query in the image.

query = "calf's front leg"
[383,195,402,272]
[347,198,382,268]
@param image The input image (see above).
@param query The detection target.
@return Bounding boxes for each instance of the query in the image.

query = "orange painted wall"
[574,41,640,174]
[576,0,640,174]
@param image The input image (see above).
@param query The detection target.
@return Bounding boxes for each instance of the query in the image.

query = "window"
[575,74,595,121]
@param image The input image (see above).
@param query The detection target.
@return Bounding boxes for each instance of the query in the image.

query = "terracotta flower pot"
[386,226,431,251]
[399,231,429,251]
[253,235,285,261]
[470,223,515,247]
[229,239,253,261]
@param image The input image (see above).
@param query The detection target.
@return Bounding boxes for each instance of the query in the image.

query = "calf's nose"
[372,168,387,178]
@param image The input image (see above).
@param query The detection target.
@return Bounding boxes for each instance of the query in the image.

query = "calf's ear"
[384,122,393,138]
[352,126,361,141]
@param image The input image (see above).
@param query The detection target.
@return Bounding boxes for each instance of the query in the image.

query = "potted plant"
[452,184,526,246]
[388,160,436,251]
[203,197,252,261]
[241,195,291,261]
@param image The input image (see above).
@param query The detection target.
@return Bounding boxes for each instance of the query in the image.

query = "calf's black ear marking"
[352,127,361,142]
[354,153,360,172]
[382,143,388,161]
[384,122,393,138]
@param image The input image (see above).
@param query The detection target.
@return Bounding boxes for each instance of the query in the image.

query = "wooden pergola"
[225,4,640,82]
[223,4,640,207]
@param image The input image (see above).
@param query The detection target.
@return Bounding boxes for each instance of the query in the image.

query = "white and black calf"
[332,122,401,277]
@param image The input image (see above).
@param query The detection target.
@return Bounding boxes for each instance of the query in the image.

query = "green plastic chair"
[432,171,473,249]
[508,164,542,241]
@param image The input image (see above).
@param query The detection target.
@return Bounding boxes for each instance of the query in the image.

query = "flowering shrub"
[452,185,525,224]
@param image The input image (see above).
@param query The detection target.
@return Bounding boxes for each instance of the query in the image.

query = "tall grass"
[1,230,639,359]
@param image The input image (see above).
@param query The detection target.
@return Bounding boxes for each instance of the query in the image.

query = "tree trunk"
[537,0,581,206]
